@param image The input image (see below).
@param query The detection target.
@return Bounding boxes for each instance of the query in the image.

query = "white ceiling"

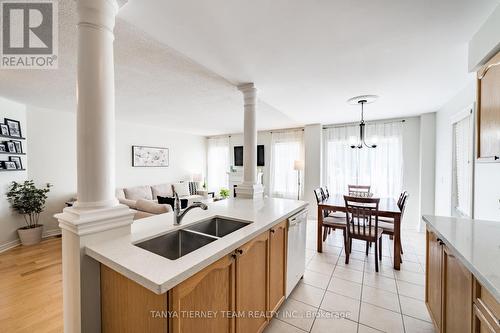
[0,0,298,136]
[0,0,498,135]
[119,0,499,125]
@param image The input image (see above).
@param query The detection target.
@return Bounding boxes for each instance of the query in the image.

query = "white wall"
[418,113,436,230]
[0,105,207,250]
[434,80,476,216]
[115,121,206,188]
[0,98,28,251]
[401,117,422,229]
[304,124,322,218]
[468,4,500,71]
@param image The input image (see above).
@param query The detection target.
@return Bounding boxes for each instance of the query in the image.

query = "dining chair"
[314,188,347,243]
[344,195,383,272]
[379,191,408,262]
[348,184,372,197]
[321,186,330,199]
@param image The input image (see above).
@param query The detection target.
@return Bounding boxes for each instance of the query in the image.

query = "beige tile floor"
[264,220,435,333]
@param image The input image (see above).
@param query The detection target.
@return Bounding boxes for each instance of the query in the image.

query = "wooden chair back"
[399,192,409,216]
[314,188,323,204]
[344,195,380,241]
[348,184,371,197]
[322,186,330,199]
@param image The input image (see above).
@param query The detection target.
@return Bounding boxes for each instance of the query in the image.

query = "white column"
[55,1,134,332]
[235,83,264,198]
[304,124,323,218]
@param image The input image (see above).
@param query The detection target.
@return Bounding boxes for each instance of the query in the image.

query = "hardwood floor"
[0,237,63,333]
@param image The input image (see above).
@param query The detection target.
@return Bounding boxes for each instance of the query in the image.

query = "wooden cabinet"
[235,231,269,333]
[473,281,500,333]
[426,230,443,330]
[442,246,473,333]
[426,228,500,333]
[477,50,500,159]
[100,220,290,333]
[101,264,169,333]
[171,254,236,333]
[268,220,287,314]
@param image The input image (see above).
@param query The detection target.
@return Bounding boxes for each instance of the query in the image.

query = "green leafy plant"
[6,180,51,229]
[219,188,230,198]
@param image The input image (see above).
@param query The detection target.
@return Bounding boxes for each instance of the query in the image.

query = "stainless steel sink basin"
[135,229,218,260]
[185,218,250,238]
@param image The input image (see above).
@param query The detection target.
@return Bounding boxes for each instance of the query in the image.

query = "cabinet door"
[235,231,269,333]
[477,50,500,158]
[268,220,287,314]
[101,264,168,333]
[442,246,473,333]
[171,254,236,333]
[426,230,443,330]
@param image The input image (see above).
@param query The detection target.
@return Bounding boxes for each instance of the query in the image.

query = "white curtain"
[207,136,230,192]
[453,115,473,217]
[270,130,305,199]
[323,121,404,198]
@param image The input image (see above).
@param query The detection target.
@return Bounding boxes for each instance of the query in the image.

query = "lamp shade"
[294,160,304,171]
[192,173,203,182]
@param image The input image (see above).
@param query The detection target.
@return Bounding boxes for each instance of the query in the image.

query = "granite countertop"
[85,197,308,294]
[422,215,500,303]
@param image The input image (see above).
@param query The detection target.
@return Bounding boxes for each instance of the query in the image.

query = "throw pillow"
[173,182,190,197]
[157,196,188,209]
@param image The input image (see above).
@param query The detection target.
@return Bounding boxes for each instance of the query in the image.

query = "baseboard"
[0,228,62,254]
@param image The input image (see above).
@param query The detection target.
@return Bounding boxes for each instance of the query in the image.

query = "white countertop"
[422,215,500,303]
[85,197,308,294]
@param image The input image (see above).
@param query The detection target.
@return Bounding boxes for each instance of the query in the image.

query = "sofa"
[116,182,206,220]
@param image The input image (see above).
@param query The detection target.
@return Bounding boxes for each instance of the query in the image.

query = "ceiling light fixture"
[347,95,378,149]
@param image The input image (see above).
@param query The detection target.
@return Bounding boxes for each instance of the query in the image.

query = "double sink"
[135,218,250,260]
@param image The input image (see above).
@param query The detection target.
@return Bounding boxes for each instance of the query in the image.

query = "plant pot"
[17,225,43,246]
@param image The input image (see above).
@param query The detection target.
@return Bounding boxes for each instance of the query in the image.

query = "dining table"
[317,194,403,270]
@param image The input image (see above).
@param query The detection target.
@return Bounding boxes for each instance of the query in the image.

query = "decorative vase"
[17,225,43,246]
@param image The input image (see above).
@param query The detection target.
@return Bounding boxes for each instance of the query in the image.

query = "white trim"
[450,103,475,218]
[450,104,474,124]
[0,228,62,253]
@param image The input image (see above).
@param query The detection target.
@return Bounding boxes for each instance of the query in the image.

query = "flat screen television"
[234,145,264,166]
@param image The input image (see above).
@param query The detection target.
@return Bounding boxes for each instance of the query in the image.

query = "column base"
[235,182,264,199]
[55,204,135,333]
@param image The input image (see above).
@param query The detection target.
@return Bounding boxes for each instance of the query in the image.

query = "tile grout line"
[307,243,342,333]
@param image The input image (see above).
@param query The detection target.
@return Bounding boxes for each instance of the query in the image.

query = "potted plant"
[6,180,51,246]
[219,188,230,199]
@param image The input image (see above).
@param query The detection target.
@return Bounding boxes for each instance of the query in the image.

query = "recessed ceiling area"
[119,0,498,125]
[0,0,498,135]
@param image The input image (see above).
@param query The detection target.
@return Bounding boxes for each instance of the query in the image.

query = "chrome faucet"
[173,191,208,225]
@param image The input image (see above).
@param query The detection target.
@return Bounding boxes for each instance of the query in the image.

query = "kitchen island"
[86,197,308,333]
[422,215,500,333]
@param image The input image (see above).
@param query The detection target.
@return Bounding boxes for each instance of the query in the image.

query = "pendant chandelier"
[347,95,378,149]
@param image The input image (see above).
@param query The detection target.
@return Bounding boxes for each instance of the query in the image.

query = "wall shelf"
[0,135,26,140]
[0,168,26,172]
[0,152,25,155]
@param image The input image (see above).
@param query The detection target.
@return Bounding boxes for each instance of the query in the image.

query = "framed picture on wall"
[132,146,169,167]
[6,141,16,153]
[0,124,9,136]
[12,141,22,153]
[4,119,21,138]
[3,161,17,170]
[0,143,6,152]
[9,156,22,169]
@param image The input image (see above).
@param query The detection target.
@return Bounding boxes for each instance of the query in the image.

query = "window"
[323,121,404,198]
[270,130,304,199]
[207,136,230,192]
[452,111,473,217]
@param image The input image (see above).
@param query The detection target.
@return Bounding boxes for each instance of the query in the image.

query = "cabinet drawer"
[474,279,500,333]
